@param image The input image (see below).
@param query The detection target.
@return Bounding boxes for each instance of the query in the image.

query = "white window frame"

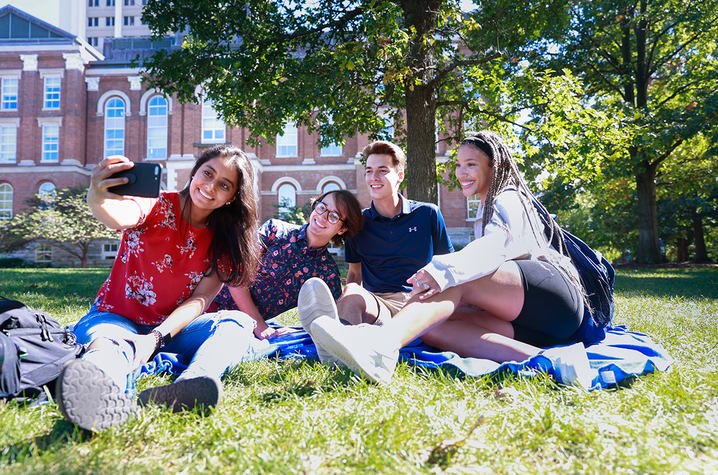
[322,182,340,193]
[380,116,394,141]
[201,97,225,144]
[320,116,342,156]
[467,194,481,220]
[0,183,13,219]
[40,70,63,110]
[104,97,125,157]
[36,242,52,264]
[1,75,19,111]
[42,125,60,162]
[277,183,297,215]
[102,242,119,260]
[38,182,56,199]
[147,95,168,159]
[0,118,18,164]
[37,117,62,163]
[276,122,298,157]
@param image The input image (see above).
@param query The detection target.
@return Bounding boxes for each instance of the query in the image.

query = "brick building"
[0,5,475,267]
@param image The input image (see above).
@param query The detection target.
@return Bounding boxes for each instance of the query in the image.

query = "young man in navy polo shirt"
[298,140,453,364]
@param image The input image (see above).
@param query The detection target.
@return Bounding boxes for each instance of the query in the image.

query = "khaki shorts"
[372,291,412,325]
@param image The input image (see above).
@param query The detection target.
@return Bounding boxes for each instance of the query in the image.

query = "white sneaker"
[309,316,398,384]
[542,342,597,390]
[297,278,343,366]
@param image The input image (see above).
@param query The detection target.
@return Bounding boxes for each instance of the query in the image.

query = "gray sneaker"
[137,376,223,413]
[309,316,398,383]
[298,277,343,366]
[56,359,136,432]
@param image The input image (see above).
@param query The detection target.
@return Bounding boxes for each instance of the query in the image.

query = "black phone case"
[108,162,163,198]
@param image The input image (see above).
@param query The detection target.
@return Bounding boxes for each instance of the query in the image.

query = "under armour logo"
[409,227,417,232]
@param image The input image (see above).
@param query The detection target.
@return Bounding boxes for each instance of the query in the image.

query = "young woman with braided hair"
[303,130,595,387]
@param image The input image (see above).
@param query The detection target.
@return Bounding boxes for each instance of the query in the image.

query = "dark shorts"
[511,260,584,347]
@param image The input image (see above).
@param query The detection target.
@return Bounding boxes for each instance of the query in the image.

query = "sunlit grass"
[1,267,717,474]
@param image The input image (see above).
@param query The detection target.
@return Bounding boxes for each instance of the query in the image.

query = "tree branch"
[428,52,503,89]
[251,6,366,48]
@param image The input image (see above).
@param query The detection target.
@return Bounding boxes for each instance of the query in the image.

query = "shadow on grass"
[614,267,718,300]
[2,418,93,463]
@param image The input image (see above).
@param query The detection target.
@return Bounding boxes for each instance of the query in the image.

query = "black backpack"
[0,297,85,402]
[533,201,616,344]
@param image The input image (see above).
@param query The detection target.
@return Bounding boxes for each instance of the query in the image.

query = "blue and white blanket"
[137,325,673,391]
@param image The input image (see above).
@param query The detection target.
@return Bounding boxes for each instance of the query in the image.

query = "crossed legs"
[365,260,543,362]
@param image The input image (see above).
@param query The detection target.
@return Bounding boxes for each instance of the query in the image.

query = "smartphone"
[108,162,163,198]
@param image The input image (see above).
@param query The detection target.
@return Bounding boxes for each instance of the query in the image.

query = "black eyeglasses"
[314,201,344,224]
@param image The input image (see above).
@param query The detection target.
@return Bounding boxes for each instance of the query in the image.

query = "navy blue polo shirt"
[345,194,454,293]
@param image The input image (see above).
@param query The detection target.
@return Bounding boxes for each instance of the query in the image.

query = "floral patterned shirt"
[212,219,342,320]
[94,191,213,326]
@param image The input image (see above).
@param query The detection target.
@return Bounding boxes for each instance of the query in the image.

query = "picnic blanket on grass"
[136,325,672,391]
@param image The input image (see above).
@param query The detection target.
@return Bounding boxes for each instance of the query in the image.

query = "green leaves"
[0,186,117,267]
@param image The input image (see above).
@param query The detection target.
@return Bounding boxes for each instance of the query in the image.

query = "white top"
[423,189,577,291]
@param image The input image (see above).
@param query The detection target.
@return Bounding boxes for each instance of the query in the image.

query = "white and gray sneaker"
[542,342,597,390]
[297,277,343,366]
[309,316,398,384]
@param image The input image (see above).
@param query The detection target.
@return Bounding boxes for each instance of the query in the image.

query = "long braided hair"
[461,131,587,305]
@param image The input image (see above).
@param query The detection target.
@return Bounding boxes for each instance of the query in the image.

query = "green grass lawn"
[1,266,717,474]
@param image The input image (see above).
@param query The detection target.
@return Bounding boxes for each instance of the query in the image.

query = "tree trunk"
[676,237,688,262]
[693,214,710,263]
[635,160,663,263]
[401,0,442,204]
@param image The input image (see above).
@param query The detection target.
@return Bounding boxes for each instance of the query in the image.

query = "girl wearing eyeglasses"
[210,189,364,338]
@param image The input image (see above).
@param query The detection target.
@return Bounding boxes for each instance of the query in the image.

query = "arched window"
[104,97,125,157]
[38,182,56,209]
[276,122,297,157]
[147,96,168,159]
[202,97,225,144]
[277,183,297,217]
[0,183,13,219]
[39,182,56,198]
[322,182,340,193]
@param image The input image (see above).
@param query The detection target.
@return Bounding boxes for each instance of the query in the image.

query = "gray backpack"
[0,298,84,402]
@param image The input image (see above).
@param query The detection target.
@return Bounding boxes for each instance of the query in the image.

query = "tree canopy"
[141,0,569,203]
[523,0,718,262]
[140,0,718,263]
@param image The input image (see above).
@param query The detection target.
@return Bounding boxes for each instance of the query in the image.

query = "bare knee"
[341,282,364,297]
[337,284,377,325]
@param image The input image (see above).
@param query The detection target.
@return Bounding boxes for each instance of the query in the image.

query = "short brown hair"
[362,140,406,173]
[311,189,364,247]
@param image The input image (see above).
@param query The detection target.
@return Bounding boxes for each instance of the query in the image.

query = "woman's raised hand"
[89,155,133,198]
[87,156,144,229]
[407,269,440,300]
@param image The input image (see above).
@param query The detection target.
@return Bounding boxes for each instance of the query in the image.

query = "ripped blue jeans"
[73,306,262,395]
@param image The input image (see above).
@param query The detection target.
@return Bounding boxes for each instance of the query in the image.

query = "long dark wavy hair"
[180,145,260,287]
